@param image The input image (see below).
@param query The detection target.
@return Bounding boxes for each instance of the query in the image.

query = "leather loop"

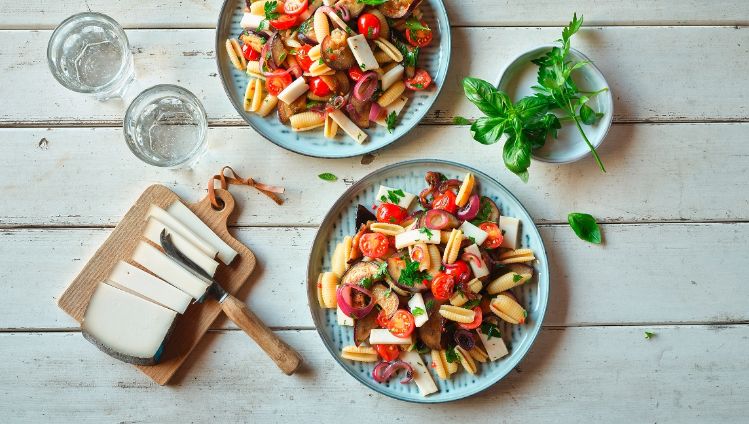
[208,166,285,209]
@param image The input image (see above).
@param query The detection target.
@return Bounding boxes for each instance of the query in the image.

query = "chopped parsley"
[368,27,375,38]
[398,257,431,287]
[359,277,374,289]
[419,226,433,238]
[360,62,367,70]
[386,188,405,204]
[385,111,397,133]
[425,299,435,312]
[361,261,388,289]
[445,346,458,363]
[318,172,338,182]
[357,0,388,4]
[644,331,655,339]
[466,236,477,245]
[512,274,523,283]
[405,18,430,31]
[384,287,392,297]
[411,307,425,317]
[264,1,280,20]
[480,322,502,339]
[469,197,494,225]
[463,299,481,309]
[318,57,325,65]
[412,83,424,89]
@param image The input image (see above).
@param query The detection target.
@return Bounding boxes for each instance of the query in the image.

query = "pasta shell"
[441,350,458,374]
[374,50,393,64]
[324,114,339,139]
[321,272,339,309]
[490,294,527,324]
[226,38,246,71]
[431,349,449,380]
[456,346,478,375]
[442,229,463,264]
[250,77,264,112]
[313,10,330,45]
[438,304,475,324]
[316,273,325,308]
[341,346,378,362]
[331,242,346,277]
[342,236,353,269]
[245,60,262,75]
[409,242,431,271]
[455,173,475,207]
[374,38,403,63]
[468,345,489,363]
[427,244,441,275]
[249,0,269,15]
[449,278,482,306]
[486,271,532,295]
[243,79,258,112]
[377,80,405,108]
[370,222,406,236]
[289,111,325,131]
[498,248,536,264]
[256,94,278,117]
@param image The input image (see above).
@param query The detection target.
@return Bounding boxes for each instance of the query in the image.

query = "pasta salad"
[225,0,436,143]
[316,171,537,396]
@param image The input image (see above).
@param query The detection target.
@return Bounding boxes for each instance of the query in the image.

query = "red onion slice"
[336,283,375,319]
[461,252,482,267]
[353,72,378,101]
[457,194,480,221]
[372,361,391,383]
[335,4,350,21]
[369,102,384,122]
[258,36,276,73]
[424,209,459,230]
[372,360,415,384]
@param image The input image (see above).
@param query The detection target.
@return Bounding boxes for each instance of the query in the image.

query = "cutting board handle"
[220,294,303,375]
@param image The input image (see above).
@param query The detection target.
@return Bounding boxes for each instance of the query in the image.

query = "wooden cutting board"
[58,184,256,385]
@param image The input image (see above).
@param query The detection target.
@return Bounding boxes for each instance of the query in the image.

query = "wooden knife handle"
[220,294,303,375]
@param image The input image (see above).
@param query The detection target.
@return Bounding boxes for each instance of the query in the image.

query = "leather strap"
[208,166,285,209]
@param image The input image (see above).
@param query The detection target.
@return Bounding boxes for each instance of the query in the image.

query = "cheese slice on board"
[147,205,219,260]
[400,351,438,396]
[166,201,238,265]
[143,217,219,277]
[107,260,192,314]
[81,282,177,365]
[131,241,210,299]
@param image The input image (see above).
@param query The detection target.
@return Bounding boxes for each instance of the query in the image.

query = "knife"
[160,230,303,375]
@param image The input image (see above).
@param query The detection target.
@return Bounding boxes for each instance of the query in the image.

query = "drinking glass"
[47,12,135,100]
[123,85,208,168]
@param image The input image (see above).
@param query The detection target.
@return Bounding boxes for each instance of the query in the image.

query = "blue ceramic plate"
[307,160,550,403]
[215,1,451,158]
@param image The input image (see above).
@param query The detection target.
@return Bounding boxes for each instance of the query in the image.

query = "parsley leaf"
[425,299,435,312]
[257,20,267,31]
[480,322,502,340]
[318,172,338,182]
[469,196,494,226]
[445,346,458,363]
[644,331,655,339]
[466,235,476,245]
[512,274,523,283]
[411,307,425,317]
[463,299,481,309]
[264,1,280,21]
[398,257,431,287]
[419,227,433,238]
[568,212,602,244]
[386,189,405,204]
[359,277,374,289]
[405,18,430,31]
[356,0,388,6]
[385,111,398,133]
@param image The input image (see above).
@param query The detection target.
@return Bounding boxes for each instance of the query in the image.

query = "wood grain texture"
[1,0,746,29]
[1,124,746,227]
[5,223,748,330]
[3,26,748,126]
[2,326,748,422]
[57,185,259,384]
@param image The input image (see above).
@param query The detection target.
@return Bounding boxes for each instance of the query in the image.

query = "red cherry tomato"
[376,203,408,224]
[242,43,261,61]
[270,14,298,30]
[348,65,364,81]
[431,273,455,300]
[376,309,391,328]
[444,260,471,282]
[309,77,332,97]
[374,344,400,361]
[479,222,504,249]
[265,70,293,96]
[295,44,313,72]
[406,20,433,47]
[459,307,483,330]
[432,191,458,214]
[358,13,382,40]
[283,0,309,16]
[387,310,415,338]
[405,69,432,91]
[359,233,389,259]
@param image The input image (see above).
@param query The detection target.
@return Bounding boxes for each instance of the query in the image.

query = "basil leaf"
[502,135,532,176]
[462,77,510,117]
[579,103,597,125]
[480,322,501,339]
[644,331,655,339]
[318,173,338,182]
[405,18,430,31]
[453,116,473,125]
[470,117,506,145]
[567,212,602,244]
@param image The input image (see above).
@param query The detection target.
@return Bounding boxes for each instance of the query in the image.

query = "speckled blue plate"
[215,1,451,158]
[307,160,549,403]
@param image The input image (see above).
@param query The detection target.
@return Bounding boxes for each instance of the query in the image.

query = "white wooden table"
[2,1,748,422]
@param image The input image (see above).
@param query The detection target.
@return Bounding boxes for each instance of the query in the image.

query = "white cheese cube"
[107,261,192,314]
[375,185,416,209]
[463,244,490,279]
[395,229,441,250]
[82,282,177,365]
[347,34,380,71]
[499,216,521,249]
[166,201,238,265]
[277,77,309,104]
[459,220,489,245]
[369,328,412,345]
[407,293,429,327]
[400,351,439,396]
[375,95,408,128]
[240,13,264,30]
[476,329,509,361]
[131,241,210,300]
[336,306,354,326]
[143,217,219,277]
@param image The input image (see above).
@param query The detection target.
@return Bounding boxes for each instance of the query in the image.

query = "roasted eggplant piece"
[341,260,384,286]
[321,29,357,70]
[346,96,372,129]
[418,303,445,350]
[268,32,288,67]
[335,0,366,18]
[297,16,318,44]
[478,196,501,223]
[355,204,376,228]
[277,94,307,124]
[354,309,378,346]
[319,71,351,96]
[371,283,399,318]
[386,256,428,293]
[379,0,422,19]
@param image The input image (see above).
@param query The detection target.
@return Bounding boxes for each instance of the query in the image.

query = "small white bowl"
[496,44,613,164]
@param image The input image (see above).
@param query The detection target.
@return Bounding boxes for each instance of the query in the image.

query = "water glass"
[124,85,208,168]
[47,12,135,100]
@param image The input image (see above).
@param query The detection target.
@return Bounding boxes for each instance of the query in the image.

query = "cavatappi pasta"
[315,170,538,396]
[227,0,438,144]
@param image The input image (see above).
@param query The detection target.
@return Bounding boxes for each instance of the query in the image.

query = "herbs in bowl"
[456,14,611,182]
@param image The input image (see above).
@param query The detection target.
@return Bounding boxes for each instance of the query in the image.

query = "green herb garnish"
[264,1,280,20]
[398,257,431,287]
[445,346,458,363]
[645,331,655,339]
[411,307,425,317]
[386,189,405,204]
[425,299,435,312]
[385,111,397,133]
[512,274,523,283]
[359,277,374,289]
[466,236,477,245]
[318,172,338,182]
[568,212,602,244]
[419,227,433,238]
[405,18,430,31]
[356,0,388,5]
[463,299,481,309]
[469,197,494,225]
[480,322,502,339]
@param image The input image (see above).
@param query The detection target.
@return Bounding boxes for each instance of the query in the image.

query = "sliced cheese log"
[476,329,509,361]
[407,292,429,328]
[166,201,238,265]
[369,328,412,345]
[375,185,416,209]
[463,244,490,279]
[347,34,380,71]
[459,220,489,246]
[400,351,439,396]
[143,217,219,277]
[381,64,405,91]
[328,110,368,144]
[375,95,408,128]
[131,241,210,299]
[336,306,354,326]
[82,282,177,365]
[277,77,309,104]
[107,261,192,314]
[395,228,441,250]
[499,216,521,249]
[240,13,264,30]
[147,205,218,260]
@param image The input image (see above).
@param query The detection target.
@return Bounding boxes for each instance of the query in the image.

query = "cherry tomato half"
[283,0,309,16]
[296,44,313,72]
[406,20,433,47]
[242,43,261,61]
[359,232,389,259]
[405,68,432,91]
[270,14,298,30]
[376,203,408,224]
[358,13,382,40]
[376,309,391,328]
[459,307,483,330]
[374,344,400,361]
[348,65,365,81]
[479,222,504,249]
[265,70,293,96]
[444,260,471,283]
[431,273,455,301]
[309,77,332,97]
[432,191,458,214]
[387,309,415,338]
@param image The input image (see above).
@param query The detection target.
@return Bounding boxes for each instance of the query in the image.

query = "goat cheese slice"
[407,293,429,327]
[107,261,192,314]
[395,228,441,250]
[463,244,490,279]
[147,205,218,260]
[143,217,219,277]
[400,351,439,396]
[369,328,412,345]
[374,95,408,128]
[459,220,489,246]
[166,201,239,265]
[347,34,380,71]
[476,329,509,361]
[336,306,354,326]
[131,241,210,300]
[499,216,521,249]
[375,185,416,209]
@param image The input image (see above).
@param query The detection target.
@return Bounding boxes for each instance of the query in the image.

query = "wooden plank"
[3,223,748,330]
[1,124,747,227]
[2,326,748,422]
[1,0,746,29]
[3,27,748,125]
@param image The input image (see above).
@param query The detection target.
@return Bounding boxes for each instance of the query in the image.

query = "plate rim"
[214,0,452,159]
[306,159,550,403]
